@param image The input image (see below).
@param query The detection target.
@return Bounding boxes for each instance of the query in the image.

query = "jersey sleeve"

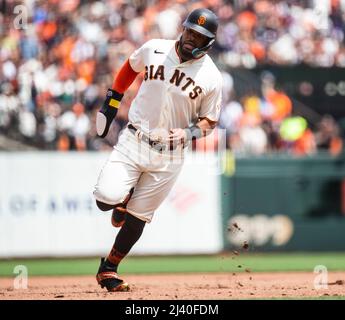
[128,40,153,73]
[199,77,223,122]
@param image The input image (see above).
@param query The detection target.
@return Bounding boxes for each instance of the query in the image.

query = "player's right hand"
[96,88,124,138]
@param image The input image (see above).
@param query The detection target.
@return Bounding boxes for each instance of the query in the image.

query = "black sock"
[106,213,146,271]
[96,200,115,211]
[103,259,117,271]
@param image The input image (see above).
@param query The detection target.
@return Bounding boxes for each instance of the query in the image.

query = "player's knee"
[95,200,115,211]
[93,185,128,206]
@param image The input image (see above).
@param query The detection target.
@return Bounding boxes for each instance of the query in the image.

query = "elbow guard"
[96,88,124,138]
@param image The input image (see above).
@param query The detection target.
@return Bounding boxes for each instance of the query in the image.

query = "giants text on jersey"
[128,39,222,138]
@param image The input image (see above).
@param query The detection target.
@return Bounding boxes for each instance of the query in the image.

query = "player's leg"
[126,164,183,222]
[93,149,141,212]
[95,201,114,211]
[110,187,134,227]
[96,188,134,227]
[96,212,146,291]
[97,165,182,292]
[94,149,146,291]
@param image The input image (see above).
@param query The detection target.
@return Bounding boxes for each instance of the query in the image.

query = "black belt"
[128,123,170,152]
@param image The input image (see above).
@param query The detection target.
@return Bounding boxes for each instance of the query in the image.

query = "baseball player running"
[93,8,222,292]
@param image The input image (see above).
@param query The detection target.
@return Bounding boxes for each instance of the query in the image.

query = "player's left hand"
[167,128,187,148]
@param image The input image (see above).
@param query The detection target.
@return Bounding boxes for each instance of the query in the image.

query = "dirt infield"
[1,272,344,299]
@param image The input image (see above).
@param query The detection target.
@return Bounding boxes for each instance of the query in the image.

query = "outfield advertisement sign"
[0,152,223,258]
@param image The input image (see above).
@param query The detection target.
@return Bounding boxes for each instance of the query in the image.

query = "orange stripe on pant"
[107,247,127,265]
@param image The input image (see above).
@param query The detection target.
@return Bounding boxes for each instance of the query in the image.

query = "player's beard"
[178,37,195,61]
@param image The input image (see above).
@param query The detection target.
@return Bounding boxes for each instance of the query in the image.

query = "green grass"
[1,252,345,277]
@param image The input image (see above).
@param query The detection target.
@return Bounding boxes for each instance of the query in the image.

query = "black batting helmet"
[182,8,218,39]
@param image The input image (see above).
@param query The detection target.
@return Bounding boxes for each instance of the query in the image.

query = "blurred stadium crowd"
[0,0,345,155]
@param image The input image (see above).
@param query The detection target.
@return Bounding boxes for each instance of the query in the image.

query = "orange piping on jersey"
[112,59,139,94]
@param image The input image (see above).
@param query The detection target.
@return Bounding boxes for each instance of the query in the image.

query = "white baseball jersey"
[128,39,222,137]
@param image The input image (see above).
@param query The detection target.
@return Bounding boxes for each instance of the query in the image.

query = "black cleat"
[96,258,130,292]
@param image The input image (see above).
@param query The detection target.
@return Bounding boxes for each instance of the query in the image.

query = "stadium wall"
[0,152,223,258]
[3,151,345,257]
[221,154,345,251]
